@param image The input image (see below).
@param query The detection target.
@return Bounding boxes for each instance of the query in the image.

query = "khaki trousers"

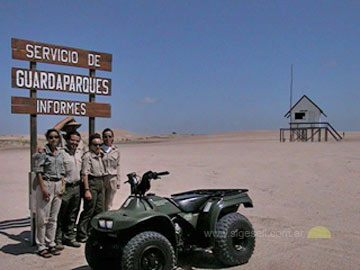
[35,180,62,252]
[55,184,81,243]
[77,179,104,240]
[104,175,117,211]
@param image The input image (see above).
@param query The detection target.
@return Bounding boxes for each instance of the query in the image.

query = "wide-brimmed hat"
[62,120,81,131]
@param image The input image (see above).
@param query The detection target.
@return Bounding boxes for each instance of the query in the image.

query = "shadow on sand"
[72,266,90,270]
[0,217,35,255]
[0,230,36,255]
[71,250,231,270]
[0,217,31,230]
[178,250,229,270]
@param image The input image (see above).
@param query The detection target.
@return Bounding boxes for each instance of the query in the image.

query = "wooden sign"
[11,96,111,118]
[12,68,111,96]
[12,38,112,71]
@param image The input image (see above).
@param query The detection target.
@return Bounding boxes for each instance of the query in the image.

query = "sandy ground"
[0,131,359,270]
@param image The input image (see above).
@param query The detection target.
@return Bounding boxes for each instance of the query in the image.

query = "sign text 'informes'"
[11,97,111,118]
[12,38,112,71]
[12,68,111,96]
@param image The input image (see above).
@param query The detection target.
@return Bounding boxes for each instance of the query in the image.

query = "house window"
[295,112,305,120]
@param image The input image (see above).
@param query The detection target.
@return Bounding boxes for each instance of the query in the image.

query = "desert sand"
[0,130,359,270]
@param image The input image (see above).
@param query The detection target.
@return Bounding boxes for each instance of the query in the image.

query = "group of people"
[33,118,121,258]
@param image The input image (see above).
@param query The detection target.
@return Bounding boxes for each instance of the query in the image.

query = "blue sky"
[0,0,359,135]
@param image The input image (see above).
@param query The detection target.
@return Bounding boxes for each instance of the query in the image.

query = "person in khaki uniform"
[34,129,65,258]
[101,128,121,211]
[53,117,88,152]
[76,133,106,242]
[55,131,83,249]
[37,117,87,154]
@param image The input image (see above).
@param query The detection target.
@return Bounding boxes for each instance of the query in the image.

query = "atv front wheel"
[85,234,122,270]
[213,213,255,266]
[85,236,103,270]
[122,231,176,270]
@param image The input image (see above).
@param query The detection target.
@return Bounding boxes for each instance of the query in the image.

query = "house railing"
[280,122,342,142]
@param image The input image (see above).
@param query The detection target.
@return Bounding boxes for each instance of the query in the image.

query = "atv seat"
[171,193,210,213]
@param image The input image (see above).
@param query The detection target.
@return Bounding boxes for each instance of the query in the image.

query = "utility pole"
[289,64,293,142]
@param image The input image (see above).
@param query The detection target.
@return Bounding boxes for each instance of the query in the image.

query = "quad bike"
[85,171,255,270]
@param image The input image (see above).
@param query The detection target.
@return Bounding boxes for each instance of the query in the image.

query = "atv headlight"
[99,219,106,228]
[106,220,113,229]
[98,219,114,229]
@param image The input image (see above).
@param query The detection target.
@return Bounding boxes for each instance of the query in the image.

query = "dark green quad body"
[86,171,255,270]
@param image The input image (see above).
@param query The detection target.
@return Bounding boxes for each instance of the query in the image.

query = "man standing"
[55,131,83,249]
[54,117,87,152]
[77,133,107,242]
[37,117,87,154]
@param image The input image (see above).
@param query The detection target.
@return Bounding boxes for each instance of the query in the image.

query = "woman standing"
[101,128,121,211]
[34,129,65,258]
[77,133,106,242]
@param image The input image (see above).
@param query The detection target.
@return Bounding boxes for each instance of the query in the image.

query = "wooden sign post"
[29,62,37,171]
[11,38,112,245]
[89,69,96,135]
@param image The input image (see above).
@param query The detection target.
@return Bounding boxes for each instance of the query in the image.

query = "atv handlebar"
[125,171,170,196]
[151,171,169,179]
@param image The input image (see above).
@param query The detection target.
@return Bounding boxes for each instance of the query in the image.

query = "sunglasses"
[104,135,113,139]
[92,143,101,147]
[49,136,59,139]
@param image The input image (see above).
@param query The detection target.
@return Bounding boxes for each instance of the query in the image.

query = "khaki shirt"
[102,145,121,185]
[82,151,106,177]
[60,145,84,184]
[34,144,65,179]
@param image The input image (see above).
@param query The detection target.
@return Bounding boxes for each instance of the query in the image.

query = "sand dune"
[0,129,179,149]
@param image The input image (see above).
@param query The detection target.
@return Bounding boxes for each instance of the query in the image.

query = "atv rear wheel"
[122,231,176,270]
[213,213,255,266]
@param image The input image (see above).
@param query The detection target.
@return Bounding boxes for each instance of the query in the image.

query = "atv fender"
[197,192,253,246]
[91,209,177,248]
